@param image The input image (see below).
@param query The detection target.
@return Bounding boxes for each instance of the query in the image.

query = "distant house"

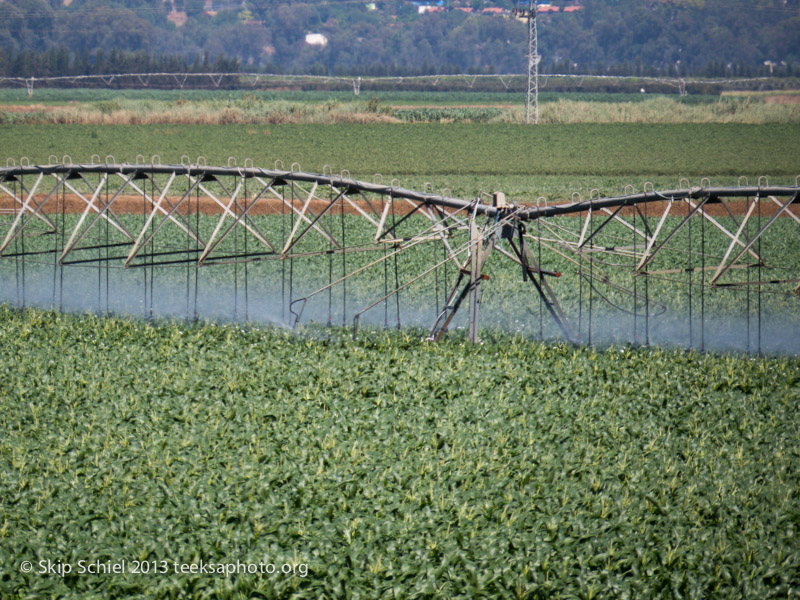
[416,0,444,13]
[563,5,582,12]
[305,33,328,47]
[481,6,508,15]
[537,4,560,13]
[167,10,188,25]
[455,6,473,12]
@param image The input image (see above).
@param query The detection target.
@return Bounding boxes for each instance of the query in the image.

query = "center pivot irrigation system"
[1,160,799,351]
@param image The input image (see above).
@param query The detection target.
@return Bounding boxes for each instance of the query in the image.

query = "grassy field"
[2,117,800,598]
[3,88,798,126]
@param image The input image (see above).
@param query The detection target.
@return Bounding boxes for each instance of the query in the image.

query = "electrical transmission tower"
[515,0,539,124]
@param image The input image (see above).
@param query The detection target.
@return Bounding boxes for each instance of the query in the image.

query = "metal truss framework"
[1,162,798,348]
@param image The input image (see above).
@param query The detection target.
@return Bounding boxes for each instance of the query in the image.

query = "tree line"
[1,47,797,82]
[0,48,240,79]
[0,0,798,78]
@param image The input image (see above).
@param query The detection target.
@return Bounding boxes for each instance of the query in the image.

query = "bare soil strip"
[764,95,800,105]
[1,196,798,217]
[0,195,419,216]
[1,104,65,112]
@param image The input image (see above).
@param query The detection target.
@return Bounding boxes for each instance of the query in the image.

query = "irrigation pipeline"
[1,162,799,352]
[3,162,798,220]
[0,72,786,96]
[0,163,483,217]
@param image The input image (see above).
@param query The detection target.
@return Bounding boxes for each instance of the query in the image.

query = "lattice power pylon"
[1,161,799,352]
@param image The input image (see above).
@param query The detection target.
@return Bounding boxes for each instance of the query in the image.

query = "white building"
[305,33,328,47]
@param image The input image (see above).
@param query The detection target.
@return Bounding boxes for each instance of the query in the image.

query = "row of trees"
[2,47,797,81]
[0,0,799,77]
[0,48,240,79]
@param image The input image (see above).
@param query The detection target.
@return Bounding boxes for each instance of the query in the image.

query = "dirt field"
[764,95,800,105]
[1,104,65,112]
[722,90,800,105]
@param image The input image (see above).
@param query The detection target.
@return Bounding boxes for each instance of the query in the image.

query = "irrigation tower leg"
[428,220,494,343]
[468,219,481,343]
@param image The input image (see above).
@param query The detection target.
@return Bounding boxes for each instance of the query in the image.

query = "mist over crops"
[3,215,800,355]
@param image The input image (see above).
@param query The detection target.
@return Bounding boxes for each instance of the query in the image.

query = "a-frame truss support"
[427,216,495,343]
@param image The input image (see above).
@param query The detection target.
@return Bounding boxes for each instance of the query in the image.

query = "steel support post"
[468,218,481,343]
[428,217,493,343]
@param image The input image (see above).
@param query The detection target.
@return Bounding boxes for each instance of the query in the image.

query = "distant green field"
[2,123,798,202]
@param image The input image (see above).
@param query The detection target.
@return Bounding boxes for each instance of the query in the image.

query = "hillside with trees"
[0,0,798,78]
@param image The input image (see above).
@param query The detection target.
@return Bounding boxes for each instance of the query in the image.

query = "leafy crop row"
[3,123,799,180]
[392,108,502,123]
[1,306,799,598]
